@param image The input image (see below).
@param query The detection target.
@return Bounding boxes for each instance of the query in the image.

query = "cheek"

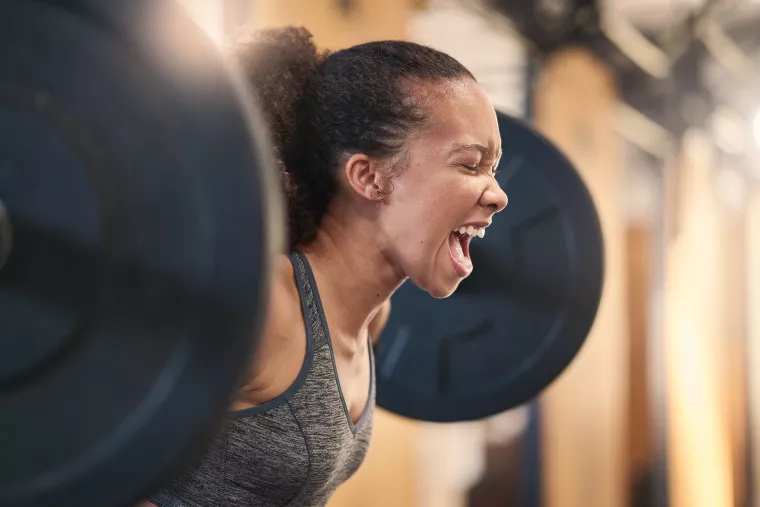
[388,184,462,254]
[391,181,448,229]
[384,166,479,248]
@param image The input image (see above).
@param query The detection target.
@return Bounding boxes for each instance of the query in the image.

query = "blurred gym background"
[174,1,760,506]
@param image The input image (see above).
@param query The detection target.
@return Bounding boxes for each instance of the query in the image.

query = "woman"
[147,26,507,507]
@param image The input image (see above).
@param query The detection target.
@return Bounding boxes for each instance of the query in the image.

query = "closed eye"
[462,164,499,177]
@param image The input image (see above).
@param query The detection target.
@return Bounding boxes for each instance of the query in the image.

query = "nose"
[480,180,508,214]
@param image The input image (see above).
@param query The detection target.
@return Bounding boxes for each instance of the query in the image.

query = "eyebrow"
[448,143,502,158]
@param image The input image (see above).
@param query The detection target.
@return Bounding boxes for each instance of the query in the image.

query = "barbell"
[0,1,604,507]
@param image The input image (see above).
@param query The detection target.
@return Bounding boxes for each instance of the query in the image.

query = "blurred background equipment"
[3,0,760,507]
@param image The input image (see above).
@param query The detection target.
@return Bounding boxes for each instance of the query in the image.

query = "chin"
[413,275,462,299]
[428,285,458,299]
[406,254,466,299]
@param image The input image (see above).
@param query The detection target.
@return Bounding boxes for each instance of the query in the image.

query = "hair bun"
[231,26,328,250]
[231,26,327,171]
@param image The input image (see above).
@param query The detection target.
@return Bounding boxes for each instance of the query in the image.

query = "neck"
[298,208,404,349]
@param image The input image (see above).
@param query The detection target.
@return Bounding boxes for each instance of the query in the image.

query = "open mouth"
[449,230,472,261]
[447,225,484,277]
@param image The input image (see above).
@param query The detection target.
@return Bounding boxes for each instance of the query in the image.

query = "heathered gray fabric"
[148,251,375,507]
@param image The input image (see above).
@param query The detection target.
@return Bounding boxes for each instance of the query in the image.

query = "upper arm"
[369,299,391,345]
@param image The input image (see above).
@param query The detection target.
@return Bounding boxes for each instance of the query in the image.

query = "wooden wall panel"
[533,47,628,507]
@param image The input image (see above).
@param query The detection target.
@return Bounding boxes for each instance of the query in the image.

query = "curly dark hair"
[231,26,475,250]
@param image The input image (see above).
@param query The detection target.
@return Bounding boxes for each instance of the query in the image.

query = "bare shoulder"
[255,253,302,369]
[265,254,299,332]
[233,253,305,407]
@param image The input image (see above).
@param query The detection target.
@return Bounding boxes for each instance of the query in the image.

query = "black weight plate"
[0,2,281,507]
[376,111,604,422]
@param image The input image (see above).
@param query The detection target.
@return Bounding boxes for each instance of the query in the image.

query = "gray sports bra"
[149,250,375,507]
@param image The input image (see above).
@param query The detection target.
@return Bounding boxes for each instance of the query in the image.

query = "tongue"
[449,232,465,263]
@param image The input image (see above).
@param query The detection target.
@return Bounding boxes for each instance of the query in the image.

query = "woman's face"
[380,78,508,298]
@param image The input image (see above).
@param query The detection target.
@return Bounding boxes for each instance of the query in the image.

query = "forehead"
[413,79,501,157]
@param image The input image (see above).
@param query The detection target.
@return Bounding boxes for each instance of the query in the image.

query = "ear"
[344,153,387,202]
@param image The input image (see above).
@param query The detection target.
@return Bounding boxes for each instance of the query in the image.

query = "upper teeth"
[453,225,485,239]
